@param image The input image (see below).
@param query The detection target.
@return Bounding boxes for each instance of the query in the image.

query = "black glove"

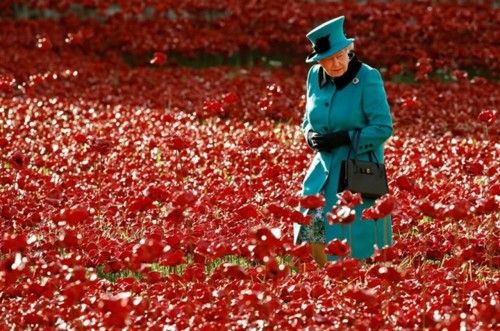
[306,130,351,152]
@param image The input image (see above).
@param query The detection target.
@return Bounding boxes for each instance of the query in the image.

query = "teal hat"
[305,16,355,63]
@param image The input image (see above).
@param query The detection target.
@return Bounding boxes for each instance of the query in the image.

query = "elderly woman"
[293,16,394,267]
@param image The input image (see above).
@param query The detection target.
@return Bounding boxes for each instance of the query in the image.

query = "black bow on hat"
[313,34,331,54]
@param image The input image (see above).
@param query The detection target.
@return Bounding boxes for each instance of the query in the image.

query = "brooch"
[352,77,359,84]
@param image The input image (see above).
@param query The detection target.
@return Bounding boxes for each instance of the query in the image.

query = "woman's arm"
[301,111,313,140]
[347,67,393,154]
[301,65,316,140]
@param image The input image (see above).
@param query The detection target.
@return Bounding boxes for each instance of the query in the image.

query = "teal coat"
[293,61,394,261]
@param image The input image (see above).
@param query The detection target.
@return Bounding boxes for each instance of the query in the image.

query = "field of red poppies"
[1,1,499,329]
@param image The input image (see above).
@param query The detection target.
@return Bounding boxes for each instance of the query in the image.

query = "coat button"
[324,102,329,106]
[353,77,359,84]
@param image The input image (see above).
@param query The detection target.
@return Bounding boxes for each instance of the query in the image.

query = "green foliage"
[391,71,418,84]
[96,265,143,282]
[121,50,293,69]
[418,215,433,225]
[95,254,299,283]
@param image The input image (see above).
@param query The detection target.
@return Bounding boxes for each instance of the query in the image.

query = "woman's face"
[318,47,349,77]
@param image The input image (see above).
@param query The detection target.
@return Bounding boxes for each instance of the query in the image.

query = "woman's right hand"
[306,129,351,152]
[306,130,322,151]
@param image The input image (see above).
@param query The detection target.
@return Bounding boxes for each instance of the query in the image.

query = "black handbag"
[338,129,389,199]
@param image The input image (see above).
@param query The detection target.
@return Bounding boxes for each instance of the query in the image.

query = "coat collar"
[318,52,362,90]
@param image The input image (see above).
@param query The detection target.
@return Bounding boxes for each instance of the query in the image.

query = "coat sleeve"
[348,67,393,154]
[301,65,316,140]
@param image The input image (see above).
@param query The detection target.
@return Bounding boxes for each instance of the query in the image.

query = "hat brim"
[305,38,355,63]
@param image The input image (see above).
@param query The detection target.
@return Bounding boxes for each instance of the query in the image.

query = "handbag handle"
[346,128,382,165]
[346,129,361,161]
